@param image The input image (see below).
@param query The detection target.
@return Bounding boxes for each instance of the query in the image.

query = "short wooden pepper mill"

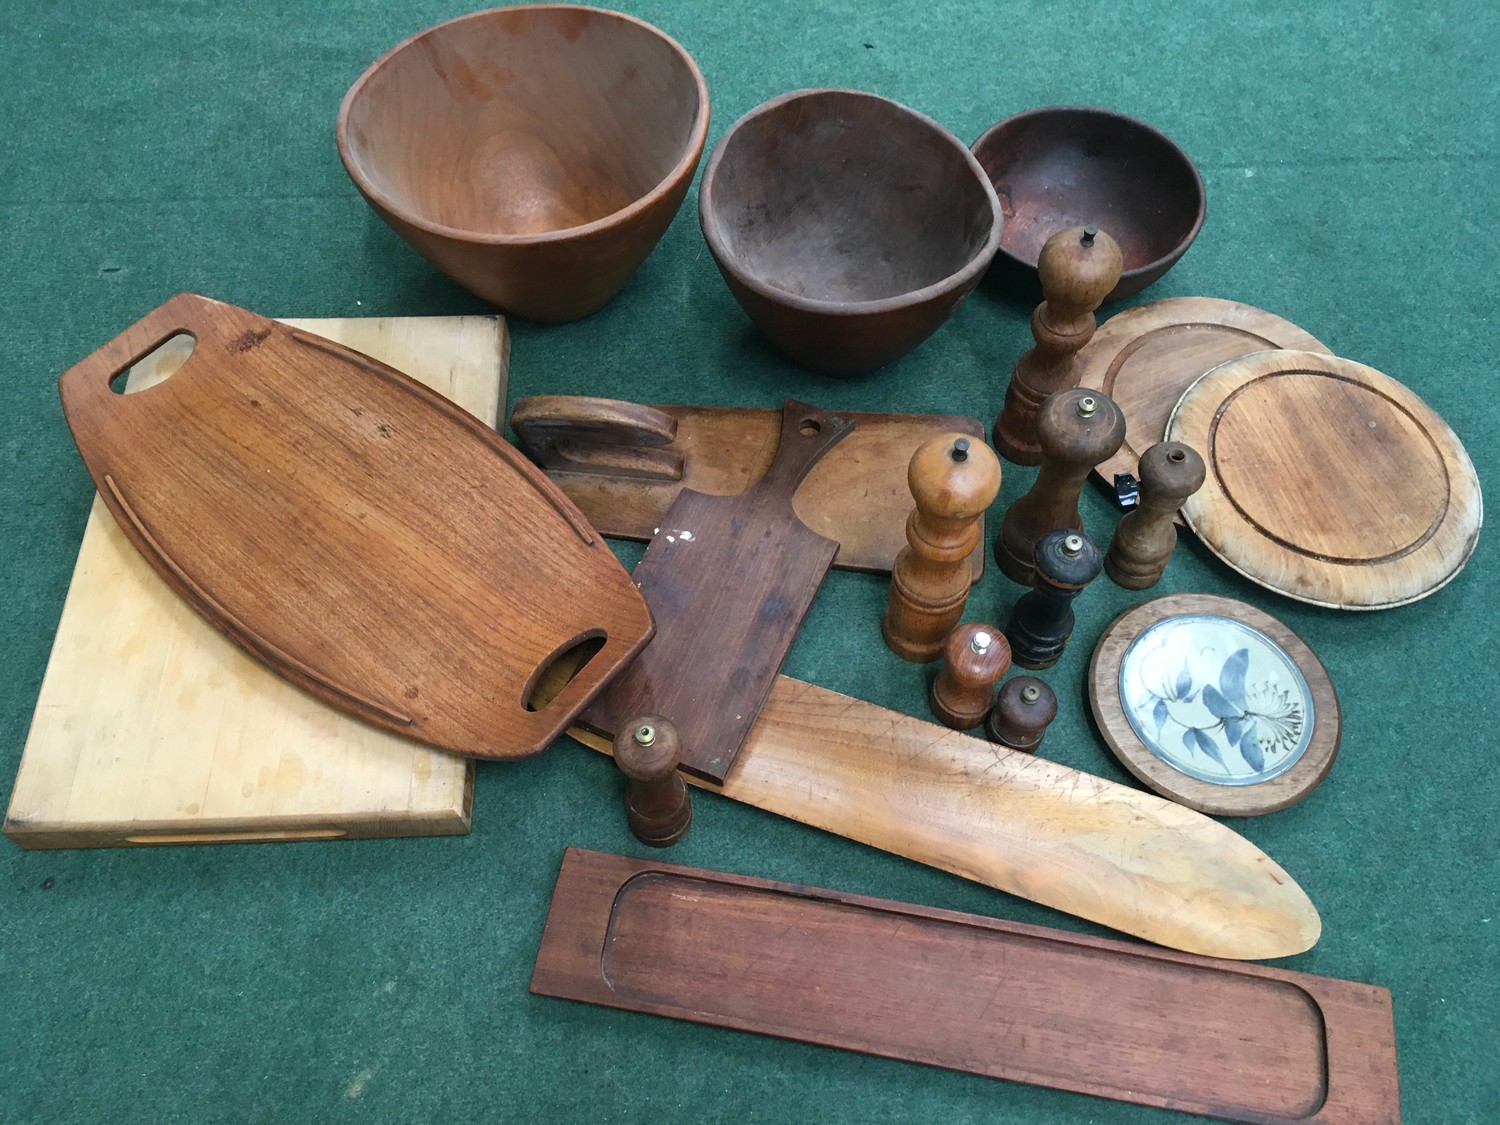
[613,715,691,848]
[883,434,1002,662]
[985,676,1058,753]
[995,387,1126,586]
[1006,529,1102,670]
[993,224,1123,465]
[929,623,1012,730]
[1105,441,1206,589]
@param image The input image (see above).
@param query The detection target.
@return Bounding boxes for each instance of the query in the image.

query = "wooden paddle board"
[56,293,653,758]
[7,315,502,848]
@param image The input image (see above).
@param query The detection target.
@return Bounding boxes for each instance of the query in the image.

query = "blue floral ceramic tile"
[1118,614,1314,786]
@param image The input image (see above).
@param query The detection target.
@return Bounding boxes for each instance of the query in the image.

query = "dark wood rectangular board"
[531,849,1400,1125]
[579,400,853,781]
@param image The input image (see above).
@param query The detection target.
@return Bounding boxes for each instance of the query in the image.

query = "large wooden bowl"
[972,107,1204,303]
[338,5,709,323]
[699,89,1003,375]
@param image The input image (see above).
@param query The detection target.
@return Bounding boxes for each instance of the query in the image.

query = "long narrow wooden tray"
[567,675,1322,960]
[532,849,1400,1125]
[8,316,499,848]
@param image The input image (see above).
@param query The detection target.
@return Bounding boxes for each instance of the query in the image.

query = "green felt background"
[2,1,1496,1121]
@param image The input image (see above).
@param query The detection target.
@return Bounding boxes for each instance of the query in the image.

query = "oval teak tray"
[58,294,653,758]
[1168,349,1482,609]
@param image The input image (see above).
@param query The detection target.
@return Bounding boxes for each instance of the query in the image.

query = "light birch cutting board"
[5,315,507,848]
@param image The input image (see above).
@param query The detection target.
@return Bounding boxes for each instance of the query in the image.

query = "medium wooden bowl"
[972,107,1204,303]
[699,89,1003,375]
[338,5,709,323]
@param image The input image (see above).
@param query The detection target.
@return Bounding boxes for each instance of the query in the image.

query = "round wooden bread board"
[1168,349,1482,610]
[1089,594,1340,816]
[1077,297,1330,519]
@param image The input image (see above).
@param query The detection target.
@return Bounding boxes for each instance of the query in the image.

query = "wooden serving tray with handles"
[57,293,653,760]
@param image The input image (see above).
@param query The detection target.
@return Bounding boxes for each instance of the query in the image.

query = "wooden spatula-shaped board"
[57,293,653,759]
[580,400,854,782]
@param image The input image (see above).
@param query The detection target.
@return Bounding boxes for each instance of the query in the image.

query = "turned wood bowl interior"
[972,106,1204,301]
[703,89,1000,306]
[339,6,707,240]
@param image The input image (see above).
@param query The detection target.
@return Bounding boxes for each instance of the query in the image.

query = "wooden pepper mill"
[929,623,1012,730]
[883,434,1002,662]
[613,715,691,848]
[984,676,1057,753]
[1105,441,1206,589]
[993,224,1123,465]
[995,387,1125,587]
[1006,528,1102,669]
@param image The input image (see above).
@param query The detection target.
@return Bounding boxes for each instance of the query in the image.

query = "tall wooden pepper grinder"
[996,387,1126,586]
[1105,441,1206,589]
[883,434,1002,662]
[1006,529,1102,669]
[993,224,1123,465]
[613,714,691,847]
[929,623,1012,730]
[985,676,1057,753]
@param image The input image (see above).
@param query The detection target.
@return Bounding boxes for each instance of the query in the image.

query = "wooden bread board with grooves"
[533,849,1399,1125]
[509,395,987,579]
[5,314,505,848]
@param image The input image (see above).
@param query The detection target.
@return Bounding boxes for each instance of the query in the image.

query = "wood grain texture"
[700,88,1002,374]
[567,675,1323,960]
[581,401,854,781]
[1168,350,1483,609]
[57,293,652,760]
[510,396,987,579]
[1077,297,1330,514]
[1089,594,1341,817]
[6,315,502,848]
[532,849,1397,1124]
[338,5,709,322]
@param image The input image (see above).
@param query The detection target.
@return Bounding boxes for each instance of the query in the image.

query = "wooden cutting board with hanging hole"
[1168,349,1482,609]
[7,314,508,848]
[54,293,653,760]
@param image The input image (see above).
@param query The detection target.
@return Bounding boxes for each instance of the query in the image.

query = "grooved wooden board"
[509,396,986,579]
[532,849,1399,1124]
[56,294,652,759]
[580,401,854,781]
[567,676,1322,960]
[6,315,504,848]
[1168,350,1483,609]
[1076,297,1329,515]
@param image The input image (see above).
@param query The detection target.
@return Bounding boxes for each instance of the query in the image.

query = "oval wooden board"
[57,293,654,758]
[1168,349,1483,609]
[1077,297,1330,518]
[1089,594,1340,816]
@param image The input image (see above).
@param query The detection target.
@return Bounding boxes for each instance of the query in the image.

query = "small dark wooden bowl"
[338,5,709,323]
[972,107,1204,303]
[699,89,1003,375]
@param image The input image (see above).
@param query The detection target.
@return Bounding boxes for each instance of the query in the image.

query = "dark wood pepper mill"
[1105,441,1206,589]
[984,676,1058,753]
[883,433,1002,662]
[613,714,691,847]
[993,224,1123,465]
[929,623,1012,730]
[995,387,1125,586]
[1006,529,1102,669]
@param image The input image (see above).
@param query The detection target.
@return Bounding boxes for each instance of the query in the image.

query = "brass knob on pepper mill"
[994,224,1123,465]
[929,623,1012,730]
[985,676,1058,753]
[995,387,1125,587]
[1006,528,1102,669]
[883,433,1002,663]
[1105,441,1206,589]
[613,715,691,848]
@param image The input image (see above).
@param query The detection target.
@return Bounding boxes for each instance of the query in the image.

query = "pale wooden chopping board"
[5,315,508,848]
